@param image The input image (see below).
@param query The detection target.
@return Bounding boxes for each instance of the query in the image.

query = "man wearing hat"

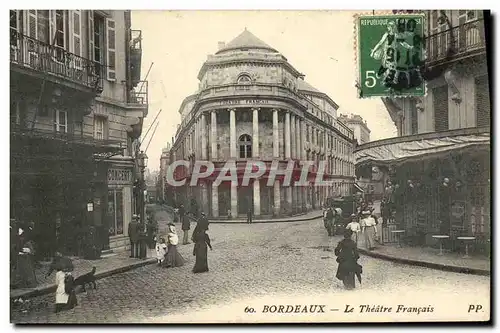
[360,210,377,250]
[128,215,140,258]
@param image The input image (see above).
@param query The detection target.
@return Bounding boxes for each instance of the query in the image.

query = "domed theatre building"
[171,29,356,218]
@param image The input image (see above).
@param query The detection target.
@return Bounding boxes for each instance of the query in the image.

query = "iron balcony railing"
[129,80,148,105]
[10,30,104,92]
[425,18,486,65]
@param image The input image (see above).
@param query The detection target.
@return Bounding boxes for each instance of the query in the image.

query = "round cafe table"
[457,236,475,259]
[391,230,405,248]
[432,235,450,256]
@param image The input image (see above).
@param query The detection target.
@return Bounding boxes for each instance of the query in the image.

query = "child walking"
[155,237,167,267]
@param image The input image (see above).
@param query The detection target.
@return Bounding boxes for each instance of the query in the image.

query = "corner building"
[171,30,355,218]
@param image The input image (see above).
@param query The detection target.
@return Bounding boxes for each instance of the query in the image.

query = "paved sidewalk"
[10,253,157,300]
[357,242,490,276]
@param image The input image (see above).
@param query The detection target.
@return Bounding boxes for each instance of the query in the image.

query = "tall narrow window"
[10,10,19,51]
[475,75,491,127]
[94,116,106,140]
[54,10,66,61]
[106,18,116,81]
[433,85,449,132]
[37,10,49,44]
[239,134,252,158]
[70,10,82,57]
[55,110,67,133]
[94,14,105,64]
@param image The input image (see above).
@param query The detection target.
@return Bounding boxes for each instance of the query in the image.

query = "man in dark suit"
[128,215,139,258]
[180,204,191,245]
[247,208,253,224]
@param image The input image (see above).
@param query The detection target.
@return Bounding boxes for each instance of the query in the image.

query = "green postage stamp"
[356,13,426,98]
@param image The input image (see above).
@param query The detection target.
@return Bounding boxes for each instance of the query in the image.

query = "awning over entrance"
[355,130,490,167]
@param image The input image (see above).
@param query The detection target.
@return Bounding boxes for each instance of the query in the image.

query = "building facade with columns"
[171,29,356,218]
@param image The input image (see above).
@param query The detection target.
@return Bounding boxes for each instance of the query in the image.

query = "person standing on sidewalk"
[247,207,253,224]
[360,210,377,250]
[334,229,362,290]
[181,207,191,245]
[346,214,361,245]
[128,215,140,258]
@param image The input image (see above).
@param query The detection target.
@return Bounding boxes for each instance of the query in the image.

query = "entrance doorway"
[238,185,253,215]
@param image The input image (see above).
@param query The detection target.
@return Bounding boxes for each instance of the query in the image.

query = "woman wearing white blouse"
[360,211,378,250]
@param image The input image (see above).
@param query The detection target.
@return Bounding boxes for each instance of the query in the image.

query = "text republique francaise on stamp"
[356,13,426,98]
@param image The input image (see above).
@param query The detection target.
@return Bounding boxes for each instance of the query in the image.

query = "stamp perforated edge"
[353,11,428,99]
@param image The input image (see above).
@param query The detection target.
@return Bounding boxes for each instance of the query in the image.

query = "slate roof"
[216,28,279,54]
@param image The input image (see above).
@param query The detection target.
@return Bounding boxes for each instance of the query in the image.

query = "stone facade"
[170,29,356,218]
[338,114,371,145]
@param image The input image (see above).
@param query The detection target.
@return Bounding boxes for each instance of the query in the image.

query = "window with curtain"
[108,189,124,236]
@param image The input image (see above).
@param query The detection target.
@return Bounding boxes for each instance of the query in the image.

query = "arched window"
[239,134,252,158]
[237,74,252,85]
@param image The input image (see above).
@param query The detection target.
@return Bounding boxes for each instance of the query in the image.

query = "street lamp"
[137,151,148,231]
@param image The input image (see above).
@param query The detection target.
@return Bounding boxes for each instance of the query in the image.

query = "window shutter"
[475,75,490,127]
[27,10,37,38]
[69,10,82,57]
[433,85,449,132]
[48,10,56,45]
[106,18,116,81]
[88,10,94,61]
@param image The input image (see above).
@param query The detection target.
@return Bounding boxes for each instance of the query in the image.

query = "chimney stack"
[218,41,226,50]
[171,136,174,145]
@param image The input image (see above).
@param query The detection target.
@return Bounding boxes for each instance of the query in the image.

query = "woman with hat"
[164,223,185,268]
[334,229,362,290]
[345,214,361,245]
[360,210,378,250]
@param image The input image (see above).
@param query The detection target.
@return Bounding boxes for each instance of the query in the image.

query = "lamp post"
[137,150,148,232]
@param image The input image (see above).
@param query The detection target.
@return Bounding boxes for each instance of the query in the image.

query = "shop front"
[354,127,490,254]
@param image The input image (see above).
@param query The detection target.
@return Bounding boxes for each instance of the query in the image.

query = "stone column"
[231,181,238,217]
[273,180,281,215]
[201,113,207,160]
[229,108,237,158]
[194,119,199,157]
[211,182,219,217]
[286,186,292,212]
[211,110,217,160]
[272,109,279,158]
[295,116,300,159]
[284,111,291,159]
[290,115,296,159]
[252,107,260,158]
[253,179,260,216]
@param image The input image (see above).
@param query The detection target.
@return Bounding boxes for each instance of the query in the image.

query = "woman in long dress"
[360,211,378,250]
[13,227,37,289]
[192,230,212,273]
[334,229,362,290]
[164,224,185,268]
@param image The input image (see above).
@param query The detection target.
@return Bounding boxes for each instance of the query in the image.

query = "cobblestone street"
[11,208,490,324]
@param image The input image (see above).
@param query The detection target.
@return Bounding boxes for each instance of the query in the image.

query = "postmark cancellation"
[354,11,427,99]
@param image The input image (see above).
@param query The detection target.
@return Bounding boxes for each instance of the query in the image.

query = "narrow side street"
[11,207,490,323]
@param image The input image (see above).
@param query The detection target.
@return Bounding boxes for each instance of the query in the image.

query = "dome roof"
[216,28,279,54]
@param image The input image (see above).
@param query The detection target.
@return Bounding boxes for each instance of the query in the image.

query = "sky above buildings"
[131,10,397,170]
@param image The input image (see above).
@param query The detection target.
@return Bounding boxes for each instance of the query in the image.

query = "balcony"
[128,80,148,106]
[130,30,143,88]
[10,31,103,93]
[425,19,486,67]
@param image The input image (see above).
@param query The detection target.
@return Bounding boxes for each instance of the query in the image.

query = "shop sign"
[108,168,132,184]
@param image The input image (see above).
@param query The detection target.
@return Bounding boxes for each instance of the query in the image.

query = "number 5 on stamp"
[356,13,426,98]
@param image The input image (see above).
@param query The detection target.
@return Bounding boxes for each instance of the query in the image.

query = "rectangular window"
[54,10,66,61]
[475,75,491,127]
[37,10,49,43]
[70,10,82,57]
[433,85,449,132]
[10,10,19,49]
[108,189,124,236]
[94,116,106,140]
[94,14,105,63]
[106,18,116,81]
[55,110,67,133]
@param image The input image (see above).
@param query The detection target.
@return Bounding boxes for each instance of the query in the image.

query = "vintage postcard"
[9,9,491,325]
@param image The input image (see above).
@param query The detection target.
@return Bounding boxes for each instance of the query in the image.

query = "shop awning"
[355,131,490,167]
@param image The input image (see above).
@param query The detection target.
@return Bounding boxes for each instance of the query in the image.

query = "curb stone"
[161,204,322,224]
[358,248,490,276]
[10,258,157,300]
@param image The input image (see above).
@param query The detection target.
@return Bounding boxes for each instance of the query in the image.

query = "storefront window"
[108,189,124,236]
